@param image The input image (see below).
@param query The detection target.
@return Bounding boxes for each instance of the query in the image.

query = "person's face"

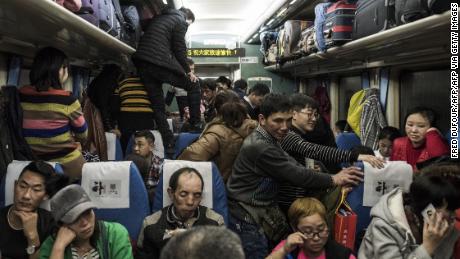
[378,138,393,158]
[168,172,203,219]
[259,111,292,141]
[68,209,96,241]
[59,64,69,84]
[189,64,195,74]
[216,82,229,92]
[202,88,216,103]
[13,170,48,212]
[133,137,154,158]
[249,94,265,108]
[296,213,329,255]
[405,113,430,147]
[292,107,319,132]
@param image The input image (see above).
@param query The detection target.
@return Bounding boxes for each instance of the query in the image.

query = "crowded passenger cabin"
[0,0,458,258]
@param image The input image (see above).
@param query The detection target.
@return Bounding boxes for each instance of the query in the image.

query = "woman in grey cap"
[39,185,133,259]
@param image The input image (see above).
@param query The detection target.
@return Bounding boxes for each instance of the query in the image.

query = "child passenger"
[374,126,401,161]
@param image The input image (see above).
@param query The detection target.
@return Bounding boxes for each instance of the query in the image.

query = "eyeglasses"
[300,227,329,239]
[298,111,320,120]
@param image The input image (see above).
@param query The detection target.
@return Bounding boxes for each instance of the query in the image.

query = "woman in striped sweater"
[19,47,88,179]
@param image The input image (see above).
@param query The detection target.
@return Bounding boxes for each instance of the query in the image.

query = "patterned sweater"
[19,86,87,164]
[115,78,154,113]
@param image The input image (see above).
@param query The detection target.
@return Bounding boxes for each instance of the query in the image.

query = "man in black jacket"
[132,7,201,158]
[242,83,270,120]
[226,94,364,259]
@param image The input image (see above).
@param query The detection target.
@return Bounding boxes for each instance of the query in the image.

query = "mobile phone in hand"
[421,203,436,222]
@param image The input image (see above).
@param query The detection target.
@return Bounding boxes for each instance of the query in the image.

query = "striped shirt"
[71,247,99,259]
[115,78,154,113]
[278,128,359,208]
[19,86,87,164]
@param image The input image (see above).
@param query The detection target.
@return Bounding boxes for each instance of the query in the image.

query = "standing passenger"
[132,6,201,158]
[20,47,87,179]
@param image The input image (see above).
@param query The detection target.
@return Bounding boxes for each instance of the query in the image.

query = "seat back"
[0,160,63,209]
[81,161,150,239]
[336,132,361,150]
[152,160,228,225]
[173,133,200,159]
[105,132,123,161]
[125,130,165,159]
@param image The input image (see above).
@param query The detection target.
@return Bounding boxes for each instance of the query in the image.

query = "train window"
[399,70,450,133]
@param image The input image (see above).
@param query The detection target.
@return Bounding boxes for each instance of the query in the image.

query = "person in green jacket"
[39,184,133,259]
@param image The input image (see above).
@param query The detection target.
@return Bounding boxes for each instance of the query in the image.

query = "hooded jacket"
[178,118,257,182]
[133,8,190,76]
[358,188,459,259]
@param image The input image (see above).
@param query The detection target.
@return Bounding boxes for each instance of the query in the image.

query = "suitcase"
[395,0,449,26]
[324,1,356,47]
[353,0,395,40]
[75,0,99,26]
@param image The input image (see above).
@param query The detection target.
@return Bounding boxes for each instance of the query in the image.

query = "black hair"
[219,102,248,129]
[19,161,69,197]
[169,167,204,192]
[409,161,460,217]
[259,93,292,118]
[216,76,232,89]
[335,120,348,132]
[134,130,155,144]
[29,47,69,92]
[378,126,402,141]
[214,90,240,112]
[160,225,245,259]
[248,83,270,96]
[233,79,248,90]
[186,58,195,66]
[350,145,375,155]
[201,78,217,91]
[290,93,319,111]
[179,7,195,22]
[404,106,437,128]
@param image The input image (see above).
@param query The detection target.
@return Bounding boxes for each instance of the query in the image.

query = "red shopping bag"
[334,189,357,250]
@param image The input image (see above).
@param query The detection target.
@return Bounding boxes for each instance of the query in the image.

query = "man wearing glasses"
[279,94,384,215]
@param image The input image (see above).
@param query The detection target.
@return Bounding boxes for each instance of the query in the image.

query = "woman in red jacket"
[391,107,449,172]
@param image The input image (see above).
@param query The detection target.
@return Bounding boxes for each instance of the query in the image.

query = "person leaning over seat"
[136,167,225,259]
[226,93,364,259]
[0,161,68,259]
[39,185,133,259]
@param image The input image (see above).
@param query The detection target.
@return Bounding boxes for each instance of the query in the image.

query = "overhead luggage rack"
[266,11,450,77]
[0,0,135,67]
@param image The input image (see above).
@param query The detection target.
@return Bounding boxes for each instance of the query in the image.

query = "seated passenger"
[40,184,133,259]
[243,83,270,120]
[233,79,248,99]
[226,94,363,259]
[201,78,217,123]
[215,76,232,91]
[333,119,349,138]
[136,167,224,259]
[178,90,257,182]
[0,161,68,259]
[20,47,88,180]
[132,130,163,193]
[391,107,449,171]
[358,162,460,259]
[160,225,245,259]
[267,197,355,259]
[374,126,401,161]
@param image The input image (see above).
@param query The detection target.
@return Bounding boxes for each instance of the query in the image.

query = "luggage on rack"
[395,0,450,26]
[98,0,121,37]
[323,0,356,47]
[282,20,313,57]
[260,31,279,65]
[298,26,318,55]
[353,0,395,40]
[121,5,141,48]
[75,0,99,26]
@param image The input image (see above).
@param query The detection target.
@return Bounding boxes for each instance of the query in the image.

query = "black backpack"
[395,0,450,25]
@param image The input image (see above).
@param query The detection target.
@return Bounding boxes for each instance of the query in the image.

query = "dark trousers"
[135,60,201,147]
